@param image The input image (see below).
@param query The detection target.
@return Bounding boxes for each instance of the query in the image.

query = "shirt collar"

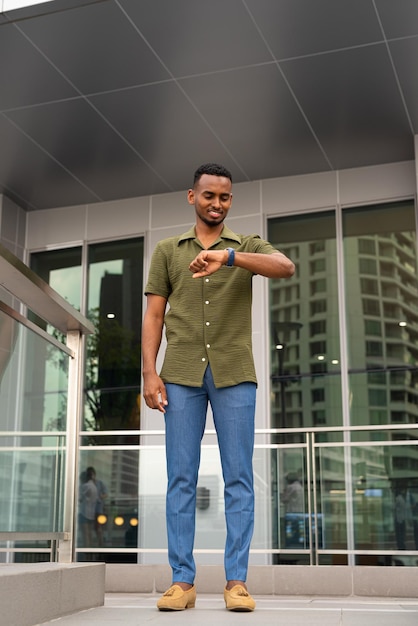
[178,224,242,246]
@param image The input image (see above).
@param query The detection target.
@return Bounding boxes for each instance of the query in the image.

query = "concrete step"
[0,562,105,626]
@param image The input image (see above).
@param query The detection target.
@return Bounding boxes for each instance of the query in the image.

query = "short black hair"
[193,163,232,187]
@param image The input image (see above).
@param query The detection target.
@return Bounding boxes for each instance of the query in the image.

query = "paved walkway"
[36,593,418,625]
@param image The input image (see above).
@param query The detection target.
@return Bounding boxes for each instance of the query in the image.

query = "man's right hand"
[143,372,168,413]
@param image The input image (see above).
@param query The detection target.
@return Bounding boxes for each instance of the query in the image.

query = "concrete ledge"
[105,563,418,598]
[0,562,105,626]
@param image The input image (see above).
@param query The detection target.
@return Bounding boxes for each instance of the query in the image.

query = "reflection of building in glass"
[268,202,418,560]
[269,216,341,435]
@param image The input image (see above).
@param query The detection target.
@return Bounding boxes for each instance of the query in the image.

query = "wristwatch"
[226,247,235,267]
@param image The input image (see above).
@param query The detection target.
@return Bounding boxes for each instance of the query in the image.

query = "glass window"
[364,320,382,336]
[84,239,143,434]
[30,247,82,313]
[360,278,379,295]
[31,238,144,563]
[310,258,326,274]
[268,212,342,436]
[358,238,376,255]
[310,278,327,295]
[310,299,327,315]
[310,320,326,336]
[359,258,377,275]
[343,201,418,427]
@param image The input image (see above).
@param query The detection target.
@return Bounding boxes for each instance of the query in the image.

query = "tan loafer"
[157,584,196,611]
[224,584,256,611]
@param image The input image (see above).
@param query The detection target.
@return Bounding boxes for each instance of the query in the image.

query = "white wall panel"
[26,205,87,249]
[262,170,338,216]
[150,190,191,229]
[338,160,415,206]
[229,180,261,216]
[86,196,149,241]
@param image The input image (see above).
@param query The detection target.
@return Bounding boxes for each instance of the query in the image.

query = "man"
[142,163,295,611]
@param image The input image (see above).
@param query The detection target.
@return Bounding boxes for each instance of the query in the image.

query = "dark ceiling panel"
[0,23,77,109]
[375,0,418,39]
[118,0,271,76]
[281,44,413,169]
[4,99,171,201]
[17,0,170,94]
[90,82,241,189]
[180,64,331,180]
[245,0,383,59]
[389,37,418,131]
[0,115,100,210]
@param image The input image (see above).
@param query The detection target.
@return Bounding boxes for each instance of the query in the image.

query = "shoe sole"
[158,603,195,611]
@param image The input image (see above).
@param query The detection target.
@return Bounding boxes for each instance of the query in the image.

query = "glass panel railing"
[315,436,418,566]
[0,440,65,533]
[76,437,313,566]
[0,308,69,538]
[73,428,418,567]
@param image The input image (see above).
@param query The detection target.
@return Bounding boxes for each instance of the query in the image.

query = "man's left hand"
[189,250,228,278]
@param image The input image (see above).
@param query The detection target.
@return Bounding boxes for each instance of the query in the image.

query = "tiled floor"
[36,593,418,625]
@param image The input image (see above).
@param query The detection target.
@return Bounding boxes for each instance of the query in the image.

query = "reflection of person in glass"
[87,466,108,547]
[142,163,295,611]
[282,472,304,547]
[409,490,418,550]
[394,483,407,550]
[78,467,98,553]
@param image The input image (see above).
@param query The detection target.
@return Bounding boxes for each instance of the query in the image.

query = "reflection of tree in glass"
[44,328,68,432]
[84,307,141,438]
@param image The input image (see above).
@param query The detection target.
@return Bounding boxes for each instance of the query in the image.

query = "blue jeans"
[164,365,256,584]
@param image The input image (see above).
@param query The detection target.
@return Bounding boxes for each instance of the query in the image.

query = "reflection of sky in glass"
[42,265,80,429]
[50,266,82,311]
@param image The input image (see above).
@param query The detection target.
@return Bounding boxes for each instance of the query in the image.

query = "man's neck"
[195,223,224,249]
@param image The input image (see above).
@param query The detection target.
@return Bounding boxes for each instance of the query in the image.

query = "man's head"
[193,163,232,188]
[189,163,233,228]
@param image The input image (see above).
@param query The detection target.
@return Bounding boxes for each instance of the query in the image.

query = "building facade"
[1,158,418,568]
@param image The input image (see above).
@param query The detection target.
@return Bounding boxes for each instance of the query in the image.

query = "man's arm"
[189,250,295,279]
[141,294,168,413]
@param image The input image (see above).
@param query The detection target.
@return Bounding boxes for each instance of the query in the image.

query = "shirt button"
[206,344,211,349]
[206,321,210,326]
[205,300,209,305]
[205,278,210,283]
[202,357,206,362]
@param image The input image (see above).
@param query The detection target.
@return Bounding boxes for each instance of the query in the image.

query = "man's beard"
[198,212,226,228]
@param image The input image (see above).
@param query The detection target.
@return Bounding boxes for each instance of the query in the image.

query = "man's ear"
[187,189,195,205]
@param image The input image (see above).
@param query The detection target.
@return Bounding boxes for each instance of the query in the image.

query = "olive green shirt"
[145,224,278,388]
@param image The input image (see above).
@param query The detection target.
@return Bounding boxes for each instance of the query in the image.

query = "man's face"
[188,174,232,227]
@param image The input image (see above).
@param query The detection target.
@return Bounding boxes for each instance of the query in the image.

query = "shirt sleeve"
[144,242,172,299]
[245,234,283,255]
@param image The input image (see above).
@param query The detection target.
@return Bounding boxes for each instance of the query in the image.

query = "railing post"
[59,330,84,563]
